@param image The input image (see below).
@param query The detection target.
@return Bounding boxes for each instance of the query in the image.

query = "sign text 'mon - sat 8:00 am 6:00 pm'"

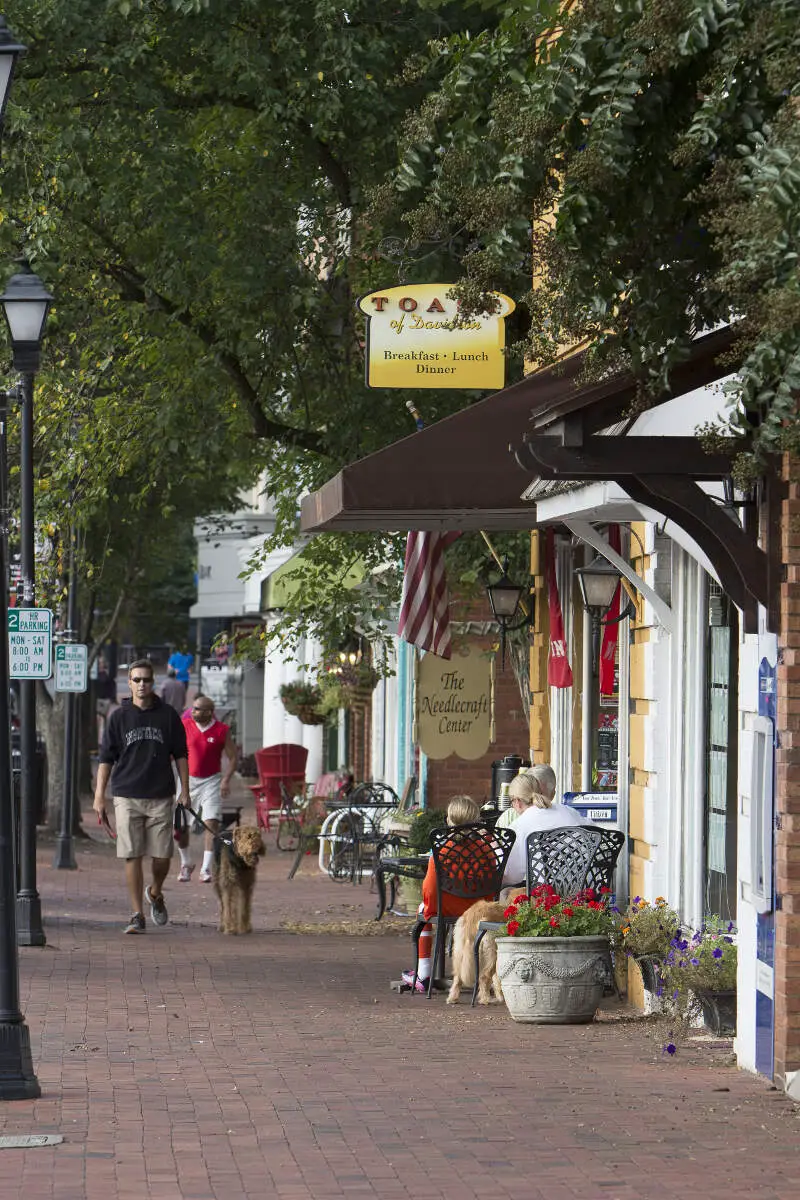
[7,608,53,680]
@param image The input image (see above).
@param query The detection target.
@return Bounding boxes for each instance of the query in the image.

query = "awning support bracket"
[564,518,674,632]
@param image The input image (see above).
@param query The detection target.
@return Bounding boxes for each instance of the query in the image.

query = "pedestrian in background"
[160,665,186,714]
[168,646,194,686]
[175,695,238,882]
[94,659,190,934]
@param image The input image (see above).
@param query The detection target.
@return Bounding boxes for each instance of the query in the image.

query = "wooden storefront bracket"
[518,433,775,634]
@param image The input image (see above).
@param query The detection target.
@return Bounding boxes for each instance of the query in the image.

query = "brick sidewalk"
[0,801,798,1199]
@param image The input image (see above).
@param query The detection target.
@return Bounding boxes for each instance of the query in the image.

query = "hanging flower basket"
[279,682,325,724]
[318,664,379,714]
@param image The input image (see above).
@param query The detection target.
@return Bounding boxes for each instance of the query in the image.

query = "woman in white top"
[501,769,589,888]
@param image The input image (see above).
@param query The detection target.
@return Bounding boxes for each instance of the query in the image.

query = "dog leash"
[175,801,245,867]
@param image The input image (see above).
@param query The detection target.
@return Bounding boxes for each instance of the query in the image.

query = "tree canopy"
[1,0,522,655]
[383,0,800,484]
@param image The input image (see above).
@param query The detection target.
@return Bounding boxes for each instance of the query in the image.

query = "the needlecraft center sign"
[358,283,515,390]
[417,644,493,761]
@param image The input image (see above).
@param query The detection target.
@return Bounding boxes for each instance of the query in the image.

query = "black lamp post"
[486,558,534,670]
[0,12,40,1098]
[0,265,53,947]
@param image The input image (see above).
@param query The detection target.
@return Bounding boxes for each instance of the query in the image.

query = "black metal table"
[374,853,429,920]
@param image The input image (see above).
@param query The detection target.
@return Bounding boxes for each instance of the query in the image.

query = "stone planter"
[698,989,737,1036]
[496,935,612,1024]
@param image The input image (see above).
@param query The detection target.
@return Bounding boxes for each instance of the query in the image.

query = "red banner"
[545,529,573,688]
[599,525,622,696]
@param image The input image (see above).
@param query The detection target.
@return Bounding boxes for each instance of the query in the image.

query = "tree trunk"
[37,685,64,833]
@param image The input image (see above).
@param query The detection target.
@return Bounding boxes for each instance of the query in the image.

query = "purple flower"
[712,948,723,959]
[633,896,641,905]
[663,1043,677,1056]
[690,957,699,966]
[727,922,734,933]
[672,989,679,1000]
[656,986,664,998]
[724,936,734,944]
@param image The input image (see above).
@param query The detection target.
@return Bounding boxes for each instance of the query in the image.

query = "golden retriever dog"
[447,900,508,1005]
[213,826,266,935]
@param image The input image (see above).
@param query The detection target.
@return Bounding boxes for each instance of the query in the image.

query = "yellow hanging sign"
[358,283,515,390]
[416,643,494,760]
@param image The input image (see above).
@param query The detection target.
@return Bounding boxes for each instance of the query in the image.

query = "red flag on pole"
[545,528,573,688]
[599,524,622,696]
[398,531,460,659]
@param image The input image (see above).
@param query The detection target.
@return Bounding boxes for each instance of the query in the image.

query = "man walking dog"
[94,659,190,934]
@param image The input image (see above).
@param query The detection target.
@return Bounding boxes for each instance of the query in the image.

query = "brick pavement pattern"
[0,796,798,1200]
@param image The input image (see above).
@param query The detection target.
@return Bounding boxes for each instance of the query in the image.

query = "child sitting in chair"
[402,794,496,993]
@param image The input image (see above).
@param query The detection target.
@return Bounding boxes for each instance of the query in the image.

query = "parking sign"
[8,609,53,679]
[55,643,88,693]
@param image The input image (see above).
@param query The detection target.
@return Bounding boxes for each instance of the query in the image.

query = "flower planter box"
[496,935,612,1024]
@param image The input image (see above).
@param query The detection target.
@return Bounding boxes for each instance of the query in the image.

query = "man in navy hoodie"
[94,659,190,934]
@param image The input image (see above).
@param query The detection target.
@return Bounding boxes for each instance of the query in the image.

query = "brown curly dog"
[446,899,508,1005]
[213,826,266,935]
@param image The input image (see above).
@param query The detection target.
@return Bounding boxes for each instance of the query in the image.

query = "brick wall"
[426,589,530,811]
[774,454,800,1088]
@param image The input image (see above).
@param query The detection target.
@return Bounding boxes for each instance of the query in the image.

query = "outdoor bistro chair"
[470,824,626,1006]
[249,743,308,833]
[411,822,516,998]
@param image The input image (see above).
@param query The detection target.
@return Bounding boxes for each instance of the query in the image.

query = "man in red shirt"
[176,695,238,882]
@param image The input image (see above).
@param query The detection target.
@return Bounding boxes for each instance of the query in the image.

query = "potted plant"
[317,662,380,714]
[611,896,681,994]
[660,917,737,1036]
[496,884,614,1023]
[395,808,446,911]
[278,680,325,725]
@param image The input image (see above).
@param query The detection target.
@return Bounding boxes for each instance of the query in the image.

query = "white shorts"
[188,774,223,822]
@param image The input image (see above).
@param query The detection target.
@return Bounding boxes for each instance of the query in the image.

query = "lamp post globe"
[487,559,524,623]
[0,266,53,373]
[0,17,25,133]
[574,554,622,617]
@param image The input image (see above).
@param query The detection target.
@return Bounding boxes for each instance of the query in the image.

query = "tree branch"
[81,218,327,455]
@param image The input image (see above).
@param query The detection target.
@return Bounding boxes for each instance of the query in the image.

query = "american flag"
[398,531,461,659]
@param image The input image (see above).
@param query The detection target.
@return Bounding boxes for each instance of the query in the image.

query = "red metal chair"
[249,744,309,833]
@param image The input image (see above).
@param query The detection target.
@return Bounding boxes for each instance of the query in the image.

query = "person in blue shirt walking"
[168,648,194,685]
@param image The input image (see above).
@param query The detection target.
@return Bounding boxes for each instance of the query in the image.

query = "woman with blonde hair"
[501,767,587,888]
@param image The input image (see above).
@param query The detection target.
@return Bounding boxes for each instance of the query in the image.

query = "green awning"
[261,553,366,611]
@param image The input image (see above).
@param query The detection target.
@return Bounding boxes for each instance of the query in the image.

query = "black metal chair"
[470,824,626,1006]
[410,822,516,998]
[526,825,625,896]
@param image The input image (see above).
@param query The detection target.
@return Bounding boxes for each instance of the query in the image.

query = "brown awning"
[300,327,736,533]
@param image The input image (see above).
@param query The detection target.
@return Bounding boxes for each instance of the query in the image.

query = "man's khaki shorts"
[113,796,175,860]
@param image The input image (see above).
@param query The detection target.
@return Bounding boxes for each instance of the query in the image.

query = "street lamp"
[0,264,52,947]
[0,13,40,1099]
[574,554,635,624]
[0,17,25,145]
[486,558,534,670]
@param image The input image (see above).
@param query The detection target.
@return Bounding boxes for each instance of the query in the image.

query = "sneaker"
[177,863,195,883]
[199,869,213,883]
[124,912,146,935]
[401,970,430,994]
[145,884,169,926]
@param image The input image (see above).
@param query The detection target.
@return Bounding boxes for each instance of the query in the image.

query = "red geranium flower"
[507,919,520,936]
[563,906,574,917]
[503,905,518,919]
[513,894,528,904]
[600,886,611,894]
[549,917,560,928]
